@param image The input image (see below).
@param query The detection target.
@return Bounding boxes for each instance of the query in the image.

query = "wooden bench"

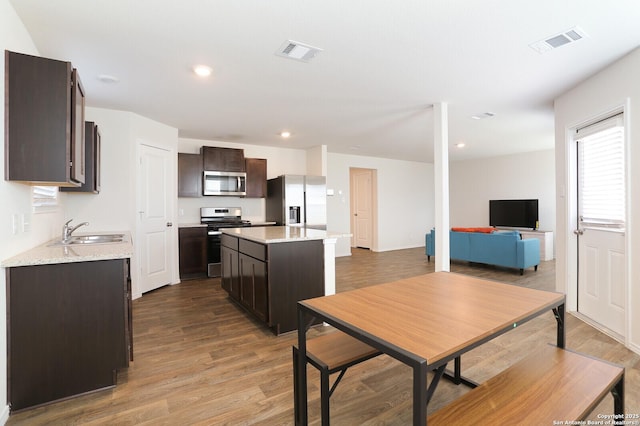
[428,345,625,425]
[293,331,382,426]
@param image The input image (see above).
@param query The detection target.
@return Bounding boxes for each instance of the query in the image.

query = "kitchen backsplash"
[178,196,265,224]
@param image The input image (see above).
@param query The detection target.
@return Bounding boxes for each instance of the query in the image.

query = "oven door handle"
[208,231,222,236]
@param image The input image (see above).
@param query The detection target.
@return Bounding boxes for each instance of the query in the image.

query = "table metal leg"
[292,346,300,424]
[426,365,446,406]
[296,307,309,425]
[553,304,565,348]
[413,361,427,426]
[613,372,625,417]
[443,357,479,388]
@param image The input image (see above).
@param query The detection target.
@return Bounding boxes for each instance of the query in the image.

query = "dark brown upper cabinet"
[201,146,245,172]
[5,50,85,186]
[245,158,267,198]
[71,69,86,184]
[178,153,203,197]
[61,121,100,193]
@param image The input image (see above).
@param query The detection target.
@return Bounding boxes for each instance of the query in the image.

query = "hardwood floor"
[7,248,639,425]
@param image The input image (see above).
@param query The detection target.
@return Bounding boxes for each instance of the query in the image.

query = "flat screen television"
[489,199,539,230]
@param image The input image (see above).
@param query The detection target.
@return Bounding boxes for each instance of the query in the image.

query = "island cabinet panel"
[219,235,324,335]
[6,258,131,412]
[178,227,208,279]
[267,240,324,334]
[221,234,240,299]
[239,253,268,322]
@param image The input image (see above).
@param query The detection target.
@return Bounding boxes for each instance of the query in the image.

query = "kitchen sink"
[49,234,127,246]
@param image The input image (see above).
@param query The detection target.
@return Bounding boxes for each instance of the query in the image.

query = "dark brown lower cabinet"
[239,252,268,322]
[178,227,207,279]
[6,258,132,412]
[221,234,240,299]
[220,235,324,335]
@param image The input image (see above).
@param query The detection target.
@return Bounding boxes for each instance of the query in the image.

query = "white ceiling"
[9,0,640,162]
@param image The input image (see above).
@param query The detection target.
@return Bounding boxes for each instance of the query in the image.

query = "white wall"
[554,47,640,354]
[450,150,556,235]
[63,108,134,231]
[327,152,434,256]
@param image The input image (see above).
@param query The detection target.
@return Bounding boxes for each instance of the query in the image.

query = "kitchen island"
[2,233,133,412]
[221,226,343,335]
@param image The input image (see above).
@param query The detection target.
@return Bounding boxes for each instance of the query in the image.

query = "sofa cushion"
[468,232,518,266]
[450,231,470,260]
[451,227,496,233]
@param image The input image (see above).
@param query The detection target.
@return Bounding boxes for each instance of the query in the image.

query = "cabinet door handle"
[167,222,173,227]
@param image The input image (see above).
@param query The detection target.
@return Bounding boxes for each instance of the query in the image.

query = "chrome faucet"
[62,219,90,243]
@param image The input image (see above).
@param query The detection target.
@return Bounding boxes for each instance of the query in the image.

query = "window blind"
[577,114,625,228]
[32,186,59,212]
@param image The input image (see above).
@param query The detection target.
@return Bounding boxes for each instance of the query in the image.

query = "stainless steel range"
[200,207,251,277]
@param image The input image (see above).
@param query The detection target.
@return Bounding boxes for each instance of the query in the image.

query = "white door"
[351,168,373,249]
[138,143,173,294]
[576,114,626,337]
[577,229,625,335]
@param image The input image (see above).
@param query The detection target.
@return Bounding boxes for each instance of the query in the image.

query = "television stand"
[518,230,554,261]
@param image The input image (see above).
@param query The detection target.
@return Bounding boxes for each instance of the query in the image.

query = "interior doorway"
[349,168,376,250]
[137,142,174,294]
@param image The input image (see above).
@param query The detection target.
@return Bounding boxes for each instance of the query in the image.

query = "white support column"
[323,237,337,296]
[434,103,450,272]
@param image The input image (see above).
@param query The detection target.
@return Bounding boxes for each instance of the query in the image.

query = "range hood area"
[178,146,267,199]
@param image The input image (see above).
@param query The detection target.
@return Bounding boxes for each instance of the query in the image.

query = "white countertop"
[222,226,349,244]
[1,232,134,267]
[248,222,277,227]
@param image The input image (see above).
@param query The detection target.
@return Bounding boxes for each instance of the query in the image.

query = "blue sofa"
[425,229,540,275]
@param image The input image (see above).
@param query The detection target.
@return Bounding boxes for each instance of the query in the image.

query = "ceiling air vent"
[529,26,588,54]
[275,40,323,62]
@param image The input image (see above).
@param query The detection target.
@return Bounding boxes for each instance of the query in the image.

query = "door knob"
[573,229,584,235]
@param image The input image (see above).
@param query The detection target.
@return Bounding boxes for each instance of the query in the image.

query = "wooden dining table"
[295,271,566,426]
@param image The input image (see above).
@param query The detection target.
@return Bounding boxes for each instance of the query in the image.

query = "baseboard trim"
[0,404,10,425]
[628,341,640,357]
[571,311,624,344]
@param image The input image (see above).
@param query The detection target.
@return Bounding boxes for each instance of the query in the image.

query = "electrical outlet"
[21,213,30,233]
[12,214,19,235]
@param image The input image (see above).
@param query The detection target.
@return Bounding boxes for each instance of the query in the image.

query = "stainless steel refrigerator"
[266,175,327,230]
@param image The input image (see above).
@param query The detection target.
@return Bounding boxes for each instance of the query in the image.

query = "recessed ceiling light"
[193,65,212,77]
[97,74,119,83]
[471,112,495,120]
[455,143,466,148]
[280,131,291,138]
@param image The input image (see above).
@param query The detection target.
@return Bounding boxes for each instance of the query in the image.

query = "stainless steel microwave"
[203,171,246,196]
